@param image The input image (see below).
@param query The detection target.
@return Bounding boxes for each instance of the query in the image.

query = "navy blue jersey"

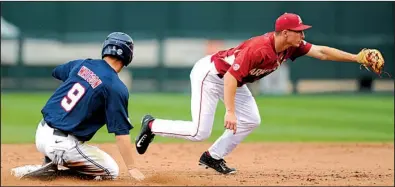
[41,59,132,141]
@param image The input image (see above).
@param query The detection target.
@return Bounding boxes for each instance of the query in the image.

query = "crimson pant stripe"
[153,70,210,137]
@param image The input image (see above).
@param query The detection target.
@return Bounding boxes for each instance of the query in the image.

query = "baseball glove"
[356,48,390,77]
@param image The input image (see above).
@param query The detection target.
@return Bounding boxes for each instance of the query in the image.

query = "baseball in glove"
[356,48,391,78]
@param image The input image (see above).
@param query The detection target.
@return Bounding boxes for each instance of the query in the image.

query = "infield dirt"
[1,142,394,186]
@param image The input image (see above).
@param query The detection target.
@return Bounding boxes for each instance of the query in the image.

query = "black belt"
[53,129,68,137]
[40,119,68,137]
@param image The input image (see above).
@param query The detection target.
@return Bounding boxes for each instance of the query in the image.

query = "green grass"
[1,92,394,144]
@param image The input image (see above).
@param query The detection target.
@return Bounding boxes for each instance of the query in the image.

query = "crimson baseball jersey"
[210,32,312,86]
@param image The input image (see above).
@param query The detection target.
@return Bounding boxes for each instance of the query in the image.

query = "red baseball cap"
[275,13,312,31]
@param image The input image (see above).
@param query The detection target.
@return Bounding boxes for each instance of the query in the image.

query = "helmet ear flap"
[101,32,134,67]
[102,44,133,67]
[117,42,134,66]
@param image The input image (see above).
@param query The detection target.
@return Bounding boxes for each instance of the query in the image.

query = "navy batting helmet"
[101,32,134,66]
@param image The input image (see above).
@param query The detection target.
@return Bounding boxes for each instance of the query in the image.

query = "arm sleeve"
[227,48,264,82]
[104,85,133,135]
[52,60,81,81]
[290,40,312,61]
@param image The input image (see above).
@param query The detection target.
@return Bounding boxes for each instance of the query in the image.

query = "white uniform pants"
[35,120,119,179]
[151,55,261,159]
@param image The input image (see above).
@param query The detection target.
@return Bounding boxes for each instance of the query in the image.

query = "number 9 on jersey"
[61,83,86,112]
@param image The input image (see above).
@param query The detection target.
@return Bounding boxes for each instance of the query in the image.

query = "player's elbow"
[318,53,328,61]
[309,45,329,61]
[51,70,60,80]
[317,46,331,61]
[51,70,65,81]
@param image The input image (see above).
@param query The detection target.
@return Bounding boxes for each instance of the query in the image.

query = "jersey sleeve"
[104,85,133,135]
[52,60,81,82]
[227,47,264,82]
[289,40,312,61]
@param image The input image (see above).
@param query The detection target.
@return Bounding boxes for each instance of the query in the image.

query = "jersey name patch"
[78,66,102,89]
[249,67,277,76]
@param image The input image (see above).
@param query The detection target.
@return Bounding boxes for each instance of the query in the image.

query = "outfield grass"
[1,92,393,144]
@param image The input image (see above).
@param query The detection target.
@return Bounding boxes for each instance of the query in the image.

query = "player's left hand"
[356,48,390,77]
[128,168,145,181]
[224,111,237,134]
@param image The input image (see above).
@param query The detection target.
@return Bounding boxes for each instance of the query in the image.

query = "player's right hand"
[224,111,237,134]
[128,168,145,181]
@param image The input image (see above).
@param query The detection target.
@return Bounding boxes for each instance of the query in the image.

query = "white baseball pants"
[151,55,261,159]
[35,120,119,179]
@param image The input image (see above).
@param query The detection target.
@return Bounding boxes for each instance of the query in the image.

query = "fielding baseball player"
[135,13,388,174]
[16,32,145,181]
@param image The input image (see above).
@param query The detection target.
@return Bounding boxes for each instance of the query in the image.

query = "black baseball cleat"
[198,151,236,175]
[135,114,156,154]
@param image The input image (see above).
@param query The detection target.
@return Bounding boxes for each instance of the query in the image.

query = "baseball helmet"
[101,32,134,66]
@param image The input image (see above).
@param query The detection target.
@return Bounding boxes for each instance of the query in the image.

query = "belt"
[53,129,68,137]
[40,119,68,137]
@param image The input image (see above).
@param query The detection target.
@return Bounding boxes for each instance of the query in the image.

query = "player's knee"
[72,159,119,180]
[107,157,120,179]
[192,130,211,141]
[109,164,120,179]
[241,114,261,128]
[101,162,119,179]
[253,114,261,127]
[93,155,119,179]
